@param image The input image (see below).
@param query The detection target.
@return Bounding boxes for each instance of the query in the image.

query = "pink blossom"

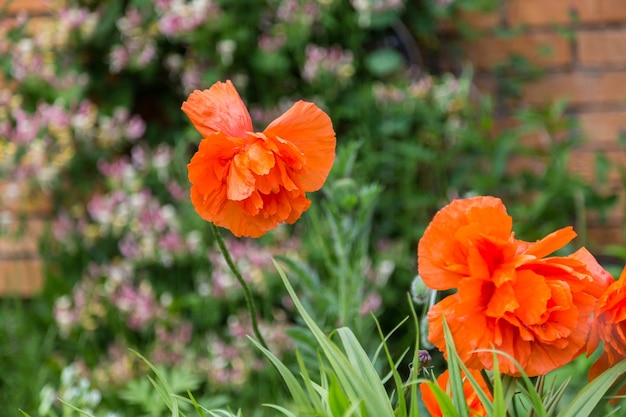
[119,235,142,259]
[136,42,157,67]
[166,180,187,201]
[109,45,129,73]
[258,33,286,52]
[125,115,146,140]
[359,292,382,316]
[59,7,91,29]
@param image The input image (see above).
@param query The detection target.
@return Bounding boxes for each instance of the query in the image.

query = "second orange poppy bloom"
[182,80,336,238]
[418,196,613,377]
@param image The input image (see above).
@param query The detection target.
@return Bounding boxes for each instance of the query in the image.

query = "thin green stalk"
[210,223,268,350]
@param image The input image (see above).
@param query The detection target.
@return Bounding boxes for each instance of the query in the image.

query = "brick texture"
[569,150,626,185]
[588,225,624,249]
[458,9,501,31]
[463,33,571,70]
[0,259,43,297]
[578,111,626,149]
[508,0,626,26]
[578,29,626,67]
[0,216,47,296]
[521,71,626,106]
[0,180,50,296]
[0,0,51,15]
[456,1,626,248]
[0,181,53,215]
[0,218,45,257]
[0,0,61,297]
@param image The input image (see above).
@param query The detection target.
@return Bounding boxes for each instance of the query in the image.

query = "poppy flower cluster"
[418,196,614,377]
[182,80,336,238]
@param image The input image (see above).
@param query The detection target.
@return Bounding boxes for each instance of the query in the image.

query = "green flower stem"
[210,223,269,350]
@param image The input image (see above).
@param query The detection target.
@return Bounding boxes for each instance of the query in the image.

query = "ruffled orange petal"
[521,226,577,258]
[418,196,513,290]
[568,247,614,298]
[181,80,253,139]
[263,101,336,191]
[427,293,493,369]
[188,133,239,207]
[588,268,626,364]
[511,269,550,325]
[428,269,594,376]
[203,188,311,238]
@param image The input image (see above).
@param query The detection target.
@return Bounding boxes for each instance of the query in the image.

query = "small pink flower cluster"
[275,0,319,25]
[52,142,193,268]
[84,188,192,266]
[301,44,355,84]
[109,7,158,73]
[151,320,194,365]
[372,76,434,105]
[155,0,221,37]
[0,13,92,88]
[200,310,293,388]
[53,261,166,336]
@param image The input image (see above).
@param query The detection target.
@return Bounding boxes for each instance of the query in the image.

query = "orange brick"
[0,181,53,215]
[521,71,626,106]
[473,75,497,96]
[458,9,501,31]
[508,0,626,26]
[0,218,45,258]
[578,110,626,150]
[438,8,501,34]
[587,224,624,248]
[507,154,549,177]
[0,258,43,297]
[568,149,626,185]
[578,29,626,67]
[464,33,571,71]
[0,0,52,15]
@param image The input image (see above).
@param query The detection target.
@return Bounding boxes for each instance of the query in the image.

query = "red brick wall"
[0,0,51,296]
[457,0,626,249]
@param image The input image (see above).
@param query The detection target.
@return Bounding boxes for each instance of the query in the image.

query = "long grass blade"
[557,358,626,417]
[273,259,395,416]
[441,320,470,417]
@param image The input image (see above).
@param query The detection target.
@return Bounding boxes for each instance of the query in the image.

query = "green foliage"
[0,0,623,415]
[250,262,424,417]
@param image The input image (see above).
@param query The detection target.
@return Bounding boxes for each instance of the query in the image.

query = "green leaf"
[272,260,395,416]
[328,372,352,416]
[441,320,470,417]
[248,338,313,411]
[365,49,404,77]
[557,358,626,417]
[406,294,422,417]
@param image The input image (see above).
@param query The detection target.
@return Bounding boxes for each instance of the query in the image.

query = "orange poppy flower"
[418,196,613,376]
[587,267,626,385]
[182,80,336,237]
[420,369,492,417]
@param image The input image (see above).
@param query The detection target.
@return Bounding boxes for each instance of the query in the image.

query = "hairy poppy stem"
[210,223,269,350]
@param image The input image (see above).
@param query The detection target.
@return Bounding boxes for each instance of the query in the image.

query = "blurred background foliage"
[0,0,619,415]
